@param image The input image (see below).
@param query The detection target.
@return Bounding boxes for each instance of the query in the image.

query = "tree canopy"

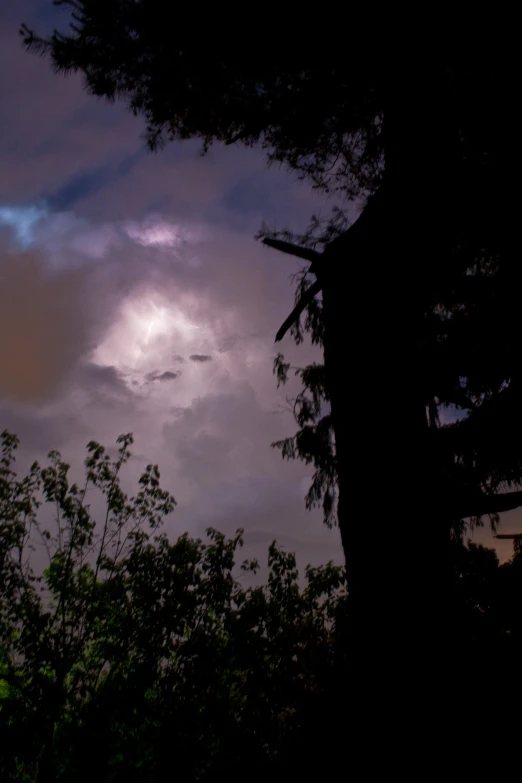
[2,430,522,779]
[20,5,518,535]
[19,9,522,764]
[0,430,349,781]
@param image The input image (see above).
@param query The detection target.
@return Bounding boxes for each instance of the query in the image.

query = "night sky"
[0,1,515,568]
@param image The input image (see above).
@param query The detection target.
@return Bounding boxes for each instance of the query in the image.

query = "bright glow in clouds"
[124,218,203,251]
[125,221,182,248]
[92,290,215,382]
[130,298,200,363]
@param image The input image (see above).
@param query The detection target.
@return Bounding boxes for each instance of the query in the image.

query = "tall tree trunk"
[320,67,458,768]
[322,244,450,770]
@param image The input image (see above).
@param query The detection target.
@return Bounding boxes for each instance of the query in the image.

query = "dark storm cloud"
[0,0,350,571]
[0,248,111,402]
[146,370,182,382]
[74,362,133,400]
[221,177,273,216]
[0,402,84,457]
[0,10,143,210]
[163,382,295,488]
[0,200,341,562]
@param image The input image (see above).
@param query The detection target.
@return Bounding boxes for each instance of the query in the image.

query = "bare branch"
[275,279,322,343]
[459,489,522,519]
[262,237,322,270]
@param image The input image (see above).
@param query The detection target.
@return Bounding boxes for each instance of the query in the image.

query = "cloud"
[0,204,325,535]
[146,370,182,382]
[0,402,84,459]
[163,382,293,487]
[0,249,114,403]
[0,8,350,571]
[124,217,204,250]
[73,362,133,402]
[0,203,121,270]
[0,20,143,210]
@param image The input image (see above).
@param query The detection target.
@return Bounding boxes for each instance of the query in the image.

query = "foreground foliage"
[20,13,522,761]
[0,432,349,781]
[1,431,521,780]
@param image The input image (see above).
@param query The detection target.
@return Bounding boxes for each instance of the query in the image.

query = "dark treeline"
[14,3,522,770]
[1,432,521,780]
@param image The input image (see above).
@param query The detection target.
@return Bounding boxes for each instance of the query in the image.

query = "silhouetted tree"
[0,431,349,781]
[20,9,519,760]
[3,429,522,779]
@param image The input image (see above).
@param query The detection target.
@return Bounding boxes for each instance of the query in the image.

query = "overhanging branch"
[262,237,322,270]
[459,489,522,519]
[265,186,382,343]
[275,279,322,343]
[433,380,519,453]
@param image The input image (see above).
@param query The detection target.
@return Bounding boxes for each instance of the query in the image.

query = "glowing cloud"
[125,221,182,248]
[91,291,212,379]
[124,218,204,257]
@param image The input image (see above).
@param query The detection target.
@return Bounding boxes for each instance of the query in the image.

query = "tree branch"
[323,187,385,258]
[262,237,322,270]
[275,279,322,343]
[433,380,520,453]
[495,533,522,539]
[459,489,522,519]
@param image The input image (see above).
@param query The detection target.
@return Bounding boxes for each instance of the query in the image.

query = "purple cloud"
[146,370,182,382]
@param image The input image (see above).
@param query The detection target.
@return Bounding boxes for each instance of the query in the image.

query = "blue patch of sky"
[44,166,112,211]
[43,148,146,211]
[0,203,46,248]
